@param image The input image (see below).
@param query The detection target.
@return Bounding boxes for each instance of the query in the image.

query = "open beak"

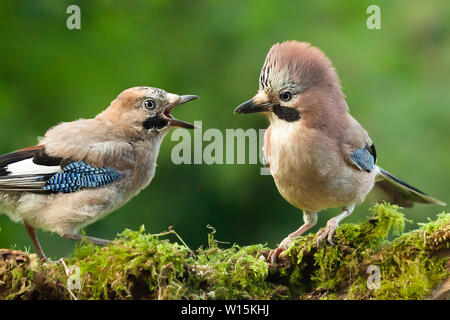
[234,98,272,114]
[163,94,199,129]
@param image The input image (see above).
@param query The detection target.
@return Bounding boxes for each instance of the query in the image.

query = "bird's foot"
[316,217,338,246]
[40,257,63,266]
[267,237,292,267]
[29,252,50,264]
[40,257,52,264]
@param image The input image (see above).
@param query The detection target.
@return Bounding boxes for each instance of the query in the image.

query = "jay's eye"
[279,91,293,102]
[144,100,156,110]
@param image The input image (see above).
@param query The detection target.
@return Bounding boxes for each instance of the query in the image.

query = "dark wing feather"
[0,174,54,193]
[0,146,63,192]
[369,167,446,207]
[33,148,64,166]
[366,143,377,164]
[0,146,45,176]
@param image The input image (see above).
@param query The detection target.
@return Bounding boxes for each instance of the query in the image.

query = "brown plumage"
[0,86,198,261]
[235,41,445,265]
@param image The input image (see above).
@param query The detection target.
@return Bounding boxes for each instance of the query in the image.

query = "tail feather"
[367,167,446,207]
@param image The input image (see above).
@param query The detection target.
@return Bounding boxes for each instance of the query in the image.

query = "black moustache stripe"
[273,105,301,122]
[143,115,168,130]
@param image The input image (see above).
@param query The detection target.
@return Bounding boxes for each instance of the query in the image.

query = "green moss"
[337,202,410,247]
[54,225,282,299]
[365,211,449,299]
[194,239,276,299]
[67,225,192,299]
[1,203,448,300]
[286,203,449,300]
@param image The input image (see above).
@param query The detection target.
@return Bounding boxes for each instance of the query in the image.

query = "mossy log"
[0,203,448,300]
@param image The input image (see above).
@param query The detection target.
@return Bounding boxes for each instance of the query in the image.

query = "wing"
[0,146,61,192]
[349,144,376,172]
[0,146,123,194]
[342,114,377,173]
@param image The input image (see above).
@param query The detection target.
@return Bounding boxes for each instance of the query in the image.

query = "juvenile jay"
[0,86,198,261]
[234,41,446,264]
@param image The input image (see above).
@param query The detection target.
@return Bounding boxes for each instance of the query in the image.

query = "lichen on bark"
[0,203,448,300]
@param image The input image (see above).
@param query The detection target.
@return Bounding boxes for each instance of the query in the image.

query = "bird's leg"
[23,221,48,262]
[268,211,318,265]
[317,204,355,246]
[62,233,112,246]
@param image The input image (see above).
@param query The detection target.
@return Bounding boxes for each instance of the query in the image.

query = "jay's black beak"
[234,98,301,122]
[234,99,272,114]
[167,118,198,129]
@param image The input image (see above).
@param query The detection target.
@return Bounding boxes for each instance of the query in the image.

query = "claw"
[328,231,335,246]
[316,217,338,246]
[267,246,285,266]
[267,237,293,266]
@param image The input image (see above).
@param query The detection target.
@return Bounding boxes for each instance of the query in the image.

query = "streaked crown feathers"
[259,41,341,93]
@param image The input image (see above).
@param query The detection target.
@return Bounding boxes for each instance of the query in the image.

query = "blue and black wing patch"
[0,146,123,194]
[43,161,123,194]
[350,145,376,173]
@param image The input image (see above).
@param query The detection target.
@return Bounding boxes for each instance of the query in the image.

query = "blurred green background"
[0,0,449,259]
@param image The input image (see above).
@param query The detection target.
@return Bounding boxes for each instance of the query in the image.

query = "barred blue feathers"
[43,161,122,194]
[350,148,375,173]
